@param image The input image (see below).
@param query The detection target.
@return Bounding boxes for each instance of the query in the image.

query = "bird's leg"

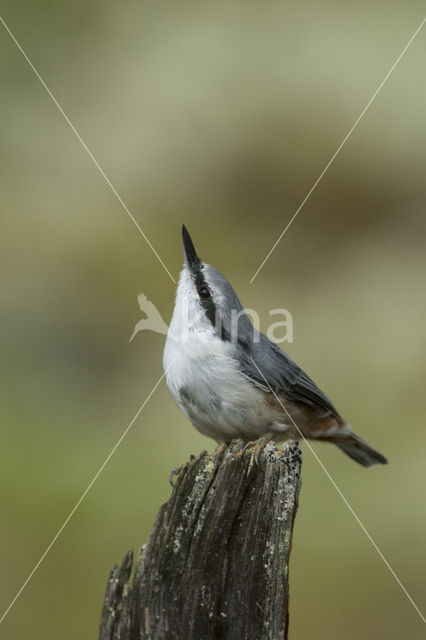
[243,431,276,473]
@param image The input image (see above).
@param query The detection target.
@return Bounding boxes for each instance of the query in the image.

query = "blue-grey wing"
[239,334,341,419]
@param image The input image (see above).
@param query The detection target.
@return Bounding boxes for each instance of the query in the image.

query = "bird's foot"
[243,432,276,474]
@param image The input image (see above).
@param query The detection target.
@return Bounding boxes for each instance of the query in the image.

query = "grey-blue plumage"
[163,226,387,467]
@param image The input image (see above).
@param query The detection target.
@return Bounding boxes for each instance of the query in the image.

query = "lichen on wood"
[99,439,302,640]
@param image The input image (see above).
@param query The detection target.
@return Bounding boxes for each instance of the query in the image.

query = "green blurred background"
[1,2,425,638]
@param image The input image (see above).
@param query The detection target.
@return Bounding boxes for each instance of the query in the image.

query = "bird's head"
[171,225,253,345]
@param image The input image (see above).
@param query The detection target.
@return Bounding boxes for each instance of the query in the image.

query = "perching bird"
[163,225,387,467]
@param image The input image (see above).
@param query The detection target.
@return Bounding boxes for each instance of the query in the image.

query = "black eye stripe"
[192,271,230,342]
[199,286,210,299]
[194,270,210,298]
[193,271,216,323]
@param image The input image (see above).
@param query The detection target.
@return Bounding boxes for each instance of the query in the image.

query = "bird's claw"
[243,432,275,474]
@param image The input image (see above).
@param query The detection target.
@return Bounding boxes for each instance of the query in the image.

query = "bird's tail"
[336,433,388,467]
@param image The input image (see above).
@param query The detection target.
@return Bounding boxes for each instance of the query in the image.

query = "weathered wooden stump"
[99,439,302,640]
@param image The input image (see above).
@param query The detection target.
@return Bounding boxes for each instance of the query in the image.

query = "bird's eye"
[199,286,210,299]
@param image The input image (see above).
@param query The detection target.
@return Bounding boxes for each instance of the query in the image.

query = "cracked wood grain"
[99,439,302,640]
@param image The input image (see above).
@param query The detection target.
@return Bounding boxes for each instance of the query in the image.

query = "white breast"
[163,270,283,442]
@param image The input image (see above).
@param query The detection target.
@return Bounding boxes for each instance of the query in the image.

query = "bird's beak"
[182,225,201,274]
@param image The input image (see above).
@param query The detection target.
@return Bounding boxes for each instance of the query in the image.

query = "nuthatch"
[163,226,387,467]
